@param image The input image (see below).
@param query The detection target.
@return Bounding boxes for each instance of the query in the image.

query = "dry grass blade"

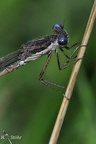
[49,1,96,144]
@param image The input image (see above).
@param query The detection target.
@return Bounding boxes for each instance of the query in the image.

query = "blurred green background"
[0,0,96,144]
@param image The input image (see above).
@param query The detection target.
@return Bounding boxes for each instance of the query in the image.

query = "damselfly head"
[53,24,63,34]
[53,24,69,47]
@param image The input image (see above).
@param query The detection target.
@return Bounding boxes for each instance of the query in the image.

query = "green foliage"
[0,0,95,144]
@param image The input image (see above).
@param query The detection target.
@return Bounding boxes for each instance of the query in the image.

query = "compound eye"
[58,37,68,46]
[53,24,63,29]
[53,24,63,33]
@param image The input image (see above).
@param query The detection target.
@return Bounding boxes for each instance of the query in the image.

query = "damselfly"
[0,24,80,92]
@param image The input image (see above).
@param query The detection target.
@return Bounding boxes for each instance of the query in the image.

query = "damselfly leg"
[39,51,65,93]
[39,43,82,93]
